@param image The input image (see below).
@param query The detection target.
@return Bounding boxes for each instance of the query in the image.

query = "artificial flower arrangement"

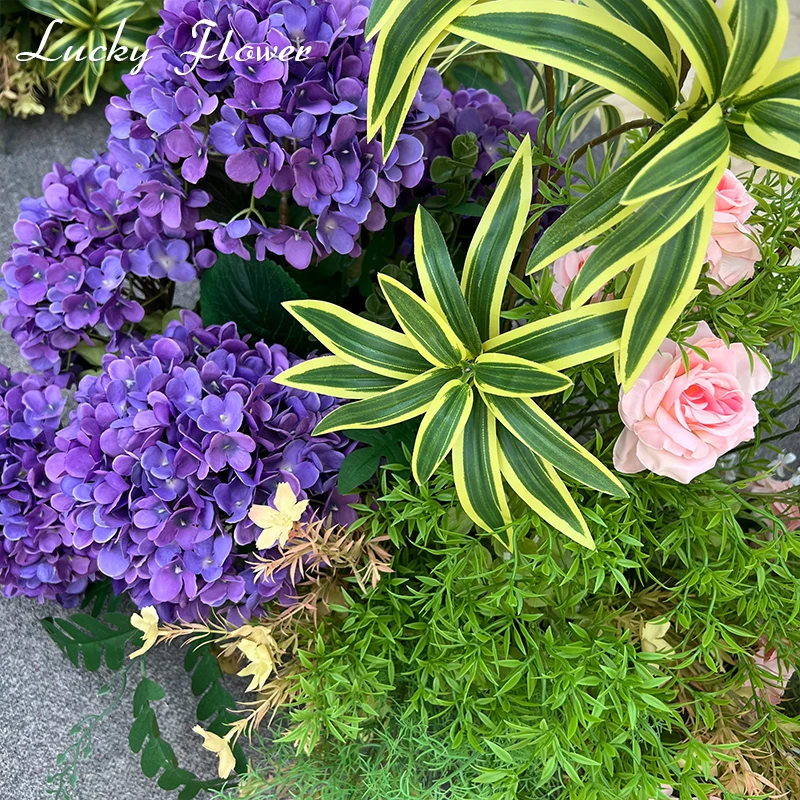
[3,0,800,798]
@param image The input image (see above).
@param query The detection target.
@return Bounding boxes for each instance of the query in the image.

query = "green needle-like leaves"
[278,139,627,542]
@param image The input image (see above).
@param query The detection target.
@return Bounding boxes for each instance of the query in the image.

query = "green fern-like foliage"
[42,611,137,672]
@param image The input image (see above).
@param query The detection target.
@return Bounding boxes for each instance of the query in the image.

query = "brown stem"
[279,191,290,226]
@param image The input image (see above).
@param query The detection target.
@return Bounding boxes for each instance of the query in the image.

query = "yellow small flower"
[129,606,160,659]
[193,725,236,779]
[249,482,308,550]
[641,620,672,654]
[237,639,276,693]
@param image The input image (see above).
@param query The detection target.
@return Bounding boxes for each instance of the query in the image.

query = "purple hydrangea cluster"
[0,368,98,606]
[44,311,356,622]
[1,151,216,373]
[107,0,444,269]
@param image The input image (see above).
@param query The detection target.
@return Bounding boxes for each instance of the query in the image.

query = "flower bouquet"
[3,0,800,798]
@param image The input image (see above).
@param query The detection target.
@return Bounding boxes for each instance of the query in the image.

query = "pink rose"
[705,222,760,295]
[614,323,771,483]
[742,643,796,706]
[548,246,607,308]
[712,170,757,225]
[747,477,800,532]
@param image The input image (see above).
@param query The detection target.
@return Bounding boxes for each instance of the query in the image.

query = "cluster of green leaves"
[42,583,242,799]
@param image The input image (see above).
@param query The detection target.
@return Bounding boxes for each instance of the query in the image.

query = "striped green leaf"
[640,0,729,100]
[272,356,402,399]
[378,275,467,367]
[448,1,678,121]
[56,53,89,99]
[583,0,677,68]
[116,23,152,52]
[729,126,800,178]
[461,136,532,340]
[412,379,473,484]
[735,57,800,106]
[527,114,690,275]
[497,426,594,549]
[570,157,727,307]
[87,27,104,76]
[722,0,788,98]
[365,0,403,41]
[97,0,146,29]
[313,368,459,435]
[18,0,63,18]
[483,300,629,372]
[452,396,510,531]
[482,393,626,498]
[618,195,715,390]
[744,98,800,161]
[622,104,729,205]
[415,208,482,356]
[283,300,430,379]
[367,0,476,138]
[44,27,88,78]
[473,353,572,398]
[50,0,94,27]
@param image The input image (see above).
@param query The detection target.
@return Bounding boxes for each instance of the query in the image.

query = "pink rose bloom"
[712,169,757,225]
[747,477,800,532]
[614,323,771,483]
[548,246,607,308]
[742,644,796,706]
[705,222,760,295]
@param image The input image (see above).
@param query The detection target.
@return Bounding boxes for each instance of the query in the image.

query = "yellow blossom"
[248,482,308,550]
[192,725,236,779]
[641,620,672,654]
[237,639,276,692]
[129,606,160,659]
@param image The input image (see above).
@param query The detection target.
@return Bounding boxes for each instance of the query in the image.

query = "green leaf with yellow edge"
[526,113,690,275]
[452,395,510,531]
[461,135,532,340]
[415,207,482,356]
[56,54,90,99]
[721,0,788,98]
[621,104,729,205]
[272,356,402,399]
[44,27,89,78]
[50,0,94,27]
[744,98,800,162]
[729,125,800,178]
[364,0,404,41]
[618,193,715,390]
[312,368,459,435]
[497,426,594,550]
[473,353,572,398]
[481,392,627,499]
[448,1,678,121]
[639,0,729,100]
[97,0,146,29]
[483,300,629,372]
[412,379,473,484]
[570,156,727,307]
[282,300,430,379]
[377,274,467,368]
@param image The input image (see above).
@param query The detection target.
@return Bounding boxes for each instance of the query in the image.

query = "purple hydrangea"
[108,0,445,269]
[0,368,98,606]
[45,311,357,623]
[1,151,216,373]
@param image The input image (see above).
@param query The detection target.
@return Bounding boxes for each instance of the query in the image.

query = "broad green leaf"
[527,114,690,274]
[200,253,310,356]
[415,207,482,356]
[721,0,788,98]
[744,98,800,161]
[312,368,459,435]
[622,104,729,205]
[461,135,532,340]
[283,300,431,379]
[482,393,627,498]
[449,1,678,121]
[729,125,800,178]
[483,300,629,371]
[272,355,402,399]
[497,426,594,549]
[619,194,715,390]
[50,0,94,27]
[378,274,467,367]
[570,158,727,307]
[639,0,729,100]
[452,395,511,531]
[367,0,476,137]
[338,447,383,494]
[473,353,572,398]
[412,379,473,483]
[97,0,146,29]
